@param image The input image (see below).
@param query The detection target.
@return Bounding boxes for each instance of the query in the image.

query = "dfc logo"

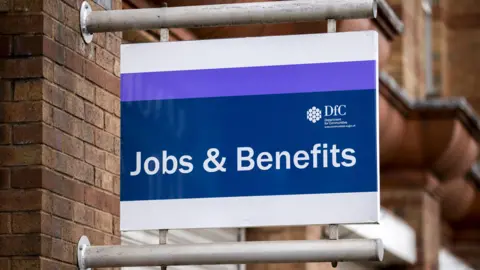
[307,107,322,123]
[307,105,347,123]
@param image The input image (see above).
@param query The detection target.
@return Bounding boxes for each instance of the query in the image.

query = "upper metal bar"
[79,238,383,269]
[82,0,377,35]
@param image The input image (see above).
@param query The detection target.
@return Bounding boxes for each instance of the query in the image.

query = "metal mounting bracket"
[77,235,91,270]
[80,1,93,44]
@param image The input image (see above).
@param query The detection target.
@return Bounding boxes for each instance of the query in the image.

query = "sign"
[120,31,380,231]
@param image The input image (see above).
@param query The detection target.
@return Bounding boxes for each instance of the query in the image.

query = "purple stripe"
[121,60,376,102]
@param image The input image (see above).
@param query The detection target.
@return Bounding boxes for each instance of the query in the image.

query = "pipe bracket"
[77,235,91,270]
[80,1,93,44]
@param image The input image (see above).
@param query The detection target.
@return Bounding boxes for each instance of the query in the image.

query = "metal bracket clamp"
[329,224,340,268]
[77,236,91,270]
[80,1,93,44]
[159,229,169,270]
[159,2,169,42]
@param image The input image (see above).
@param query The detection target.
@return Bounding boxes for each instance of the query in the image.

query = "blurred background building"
[0,0,479,269]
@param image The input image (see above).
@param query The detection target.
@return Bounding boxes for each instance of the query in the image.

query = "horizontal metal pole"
[79,239,383,268]
[84,0,377,33]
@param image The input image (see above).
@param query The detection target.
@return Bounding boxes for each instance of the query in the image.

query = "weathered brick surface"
[0,1,121,268]
[0,57,44,79]
[0,213,11,234]
[0,168,10,189]
[0,101,42,122]
[0,124,11,145]
[11,211,51,234]
[0,80,13,101]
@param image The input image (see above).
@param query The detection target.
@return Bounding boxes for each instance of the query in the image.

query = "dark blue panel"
[120,90,378,201]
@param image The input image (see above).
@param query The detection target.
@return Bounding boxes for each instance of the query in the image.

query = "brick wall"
[440,0,480,110]
[0,0,122,269]
[385,0,427,99]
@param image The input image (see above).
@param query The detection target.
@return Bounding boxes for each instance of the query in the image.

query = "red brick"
[65,48,84,75]
[0,189,43,211]
[51,194,73,220]
[113,175,120,195]
[11,166,85,203]
[76,78,95,102]
[0,36,12,57]
[72,159,94,184]
[11,257,41,270]
[63,3,79,32]
[43,14,55,38]
[43,0,64,22]
[106,32,121,57]
[0,213,11,234]
[43,146,76,176]
[85,102,104,128]
[13,0,42,11]
[114,58,120,77]
[95,87,117,114]
[85,144,105,169]
[96,47,114,72]
[43,101,54,125]
[113,215,120,236]
[44,80,65,108]
[11,166,43,188]
[53,64,78,92]
[0,57,43,79]
[94,209,113,233]
[13,35,43,56]
[105,74,120,96]
[0,258,10,270]
[0,101,42,122]
[95,128,114,153]
[85,185,119,215]
[105,113,120,137]
[51,216,84,243]
[40,257,77,270]
[0,14,44,34]
[0,168,10,189]
[0,80,13,101]
[95,168,113,192]
[73,203,94,227]
[13,122,43,144]
[62,0,79,9]
[0,124,11,144]
[52,106,82,138]
[43,57,54,82]
[76,37,95,61]
[12,258,40,270]
[12,211,51,234]
[54,22,76,52]
[65,92,85,119]
[82,122,95,144]
[84,227,105,245]
[114,137,120,156]
[0,144,42,166]
[43,36,65,65]
[44,125,84,159]
[14,79,43,101]
[93,32,106,48]
[51,238,75,263]
[85,60,120,96]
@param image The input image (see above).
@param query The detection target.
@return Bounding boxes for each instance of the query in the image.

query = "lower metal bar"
[79,238,383,269]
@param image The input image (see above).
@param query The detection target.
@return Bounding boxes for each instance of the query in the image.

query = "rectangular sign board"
[120,31,380,231]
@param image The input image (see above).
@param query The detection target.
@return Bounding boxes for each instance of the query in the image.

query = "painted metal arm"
[80,0,377,43]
